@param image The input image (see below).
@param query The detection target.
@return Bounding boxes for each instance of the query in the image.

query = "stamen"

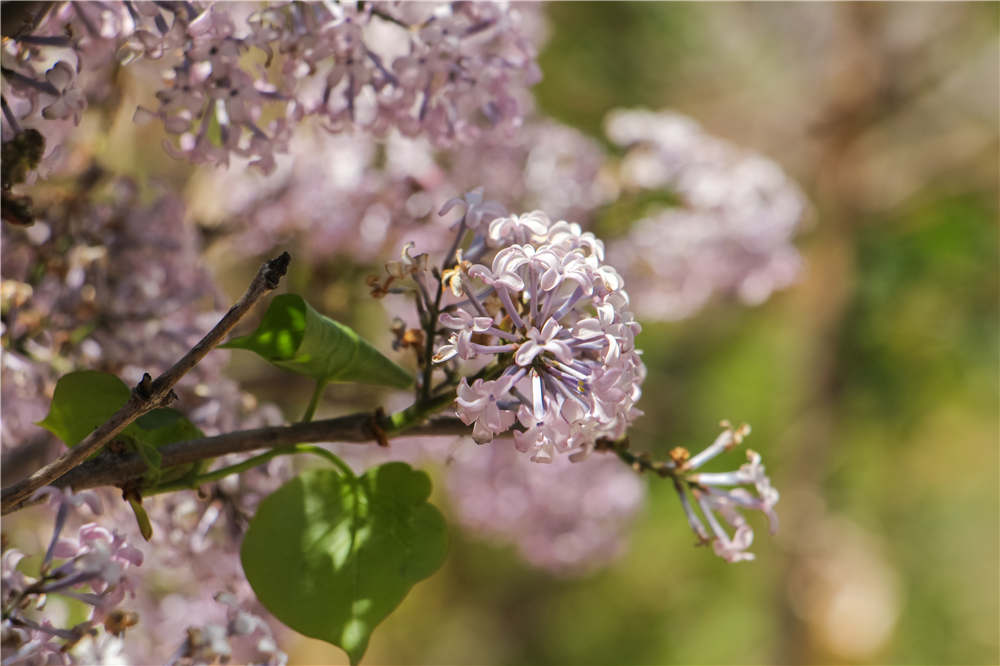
[497,286,526,330]
[531,370,545,421]
[460,281,491,317]
[686,428,736,470]
[550,285,585,321]
[548,358,590,382]
[469,342,517,355]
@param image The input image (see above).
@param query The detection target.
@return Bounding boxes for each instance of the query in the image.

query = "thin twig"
[594,437,678,478]
[0,252,291,513]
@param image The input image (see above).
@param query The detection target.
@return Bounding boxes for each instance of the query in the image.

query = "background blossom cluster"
[605,108,806,321]
[1,1,541,172]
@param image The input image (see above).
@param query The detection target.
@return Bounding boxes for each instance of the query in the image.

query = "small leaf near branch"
[38,371,132,447]
[222,294,413,389]
[38,371,204,480]
[37,371,206,537]
[240,463,448,665]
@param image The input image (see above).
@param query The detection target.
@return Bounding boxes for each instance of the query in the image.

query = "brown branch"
[0,252,291,513]
[1,416,470,513]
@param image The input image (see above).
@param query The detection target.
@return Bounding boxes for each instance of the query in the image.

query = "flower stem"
[301,379,328,423]
[146,443,355,496]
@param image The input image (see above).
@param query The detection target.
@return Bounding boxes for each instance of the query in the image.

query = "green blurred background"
[321,4,997,665]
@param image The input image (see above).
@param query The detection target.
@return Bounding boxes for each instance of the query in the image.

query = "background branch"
[0,252,292,513]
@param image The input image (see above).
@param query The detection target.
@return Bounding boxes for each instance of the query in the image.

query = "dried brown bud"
[104,609,139,637]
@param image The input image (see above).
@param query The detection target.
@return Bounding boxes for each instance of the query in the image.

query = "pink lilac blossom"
[668,422,780,563]
[432,202,645,462]
[191,128,436,261]
[2,2,541,173]
[604,108,806,321]
[444,438,645,575]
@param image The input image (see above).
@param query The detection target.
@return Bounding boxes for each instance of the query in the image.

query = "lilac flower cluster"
[2,1,541,173]
[668,422,780,562]
[2,487,142,665]
[430,197,645,462]
[604,109,806,320]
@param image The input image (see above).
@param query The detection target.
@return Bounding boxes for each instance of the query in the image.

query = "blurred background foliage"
[338,4,998,665]
[7,2,995,664]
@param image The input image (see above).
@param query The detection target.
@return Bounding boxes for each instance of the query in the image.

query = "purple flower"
[39,62,86,123]
[456,376,518,443]
[670,423,780,563]
[434,205,645,461]
[439,187,508,233]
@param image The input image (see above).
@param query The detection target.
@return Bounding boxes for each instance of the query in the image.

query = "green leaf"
[132,440,163,480]
[38,371,204,480]
[38,371,132,446]
[241,463,448,665]
[131,408,204,448]
[222,294,412,389]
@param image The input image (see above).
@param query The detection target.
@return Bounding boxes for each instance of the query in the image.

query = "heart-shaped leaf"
[222,294,412,389]
[241,463,448,665]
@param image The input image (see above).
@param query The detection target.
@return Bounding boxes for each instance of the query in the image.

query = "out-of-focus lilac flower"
[1,351,53,453]
[70,631,128,666]
[31,486,104,570]
[0,617,69,666]
[433,205,645,462]
[191,107,608,269]
[2,550,30,606]
[446,118,614,225]
[1,2,140,151]
[0,175,278,439]
[439,187,508,233]
[445,438,645,574]
[271,1,541,145]
[668,422,780,563]
[604,108,806,320]
[31,486,104,517]
[165,592,287,666]
[1,487,145,664]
